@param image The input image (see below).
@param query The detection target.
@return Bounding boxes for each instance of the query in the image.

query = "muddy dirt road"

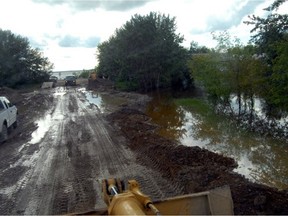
[0,86,179,215]
[1,81,288,215]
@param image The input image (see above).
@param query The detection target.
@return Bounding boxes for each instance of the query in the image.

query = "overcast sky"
[0,0,287,71]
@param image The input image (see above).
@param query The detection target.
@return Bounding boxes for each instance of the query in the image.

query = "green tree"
[245,0,288,61]
[189,32,239,106]
[189,41,210,55]
[97,12,191,92]
[245,0,288,116]
[0,29,54,87]
[227,45,267,115]
[265,35,288,114]
[189,32,266,115]
[189,52,231,105]
[79,69,92,78]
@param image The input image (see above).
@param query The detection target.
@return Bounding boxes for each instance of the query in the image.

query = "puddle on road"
[28,111,65,145]
[21,87,92,150]
[29,114,53,144]
[18,115,51,152]
[19,111,65,153]
[82,90,127,113]
[146,94,288,190]
[53,86,81,97]
[77,87,128,113]
[84,91,104,112]
[53,87,67,96]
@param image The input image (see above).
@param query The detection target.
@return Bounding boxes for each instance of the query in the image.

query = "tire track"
[75,91,180,203]
[0,87,180,215]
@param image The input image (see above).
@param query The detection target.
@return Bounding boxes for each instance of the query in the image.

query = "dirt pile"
[107,107,288,215]
[88,79,114,91]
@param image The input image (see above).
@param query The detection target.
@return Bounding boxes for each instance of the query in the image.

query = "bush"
[115,81,139,91]
[79,71,90,78]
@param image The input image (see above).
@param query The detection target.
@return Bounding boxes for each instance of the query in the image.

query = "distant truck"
[0,96,18,142]
[64,76,77,86]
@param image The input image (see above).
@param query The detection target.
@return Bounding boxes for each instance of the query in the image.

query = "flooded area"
[25,88,288,190]
[146,92,288,190]
[1,84,288,215]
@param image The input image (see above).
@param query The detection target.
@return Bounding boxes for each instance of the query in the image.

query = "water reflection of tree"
[146,94,187,141]
[184,106,288,189]
[147,92,288,189]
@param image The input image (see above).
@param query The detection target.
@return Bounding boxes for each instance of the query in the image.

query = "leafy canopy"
[0,29,54,88]
[245,0,288,113]
[97,12,191,92]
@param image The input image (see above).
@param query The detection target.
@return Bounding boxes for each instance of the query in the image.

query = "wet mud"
[0,84,179,215]
[107,102,288,215]
[0,81,288,215]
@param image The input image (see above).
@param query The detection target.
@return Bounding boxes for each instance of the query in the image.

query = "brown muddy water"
[145,92,288,190]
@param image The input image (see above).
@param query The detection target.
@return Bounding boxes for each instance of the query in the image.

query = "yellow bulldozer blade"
[70,180,234,215]
[148,186,233,215]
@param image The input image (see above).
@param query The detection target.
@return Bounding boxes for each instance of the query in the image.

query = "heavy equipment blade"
[71,178,234,215]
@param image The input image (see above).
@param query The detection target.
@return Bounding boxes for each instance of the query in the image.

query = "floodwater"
[146,92,288,190]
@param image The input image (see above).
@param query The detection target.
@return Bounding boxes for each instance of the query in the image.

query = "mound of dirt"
[107,107,288,215]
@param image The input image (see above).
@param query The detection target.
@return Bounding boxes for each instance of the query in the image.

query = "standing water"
[146,92,288,190]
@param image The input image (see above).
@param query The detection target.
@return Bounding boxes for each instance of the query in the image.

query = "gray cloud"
[29,38,49,50]
[33,0,66,6]
[84,36,101,47]
[33,0,150,11]
[191,0,264,34]
[56,19,65,28]
[58,35,100,47]
[190,28,207,35]
[209,0,262,31]
[59,35,80,47]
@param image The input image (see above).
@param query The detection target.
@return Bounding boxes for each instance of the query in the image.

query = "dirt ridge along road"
[107,103,288,215]
[0,87,180,215]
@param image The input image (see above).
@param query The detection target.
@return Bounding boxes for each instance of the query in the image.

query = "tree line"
[1,0,286,122]
[96,0,287,119]
[0,29,53,88]
[188,0,288,118]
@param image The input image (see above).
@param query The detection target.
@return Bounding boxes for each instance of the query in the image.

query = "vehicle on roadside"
[64,76,77,86]
[0,96,18,143]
